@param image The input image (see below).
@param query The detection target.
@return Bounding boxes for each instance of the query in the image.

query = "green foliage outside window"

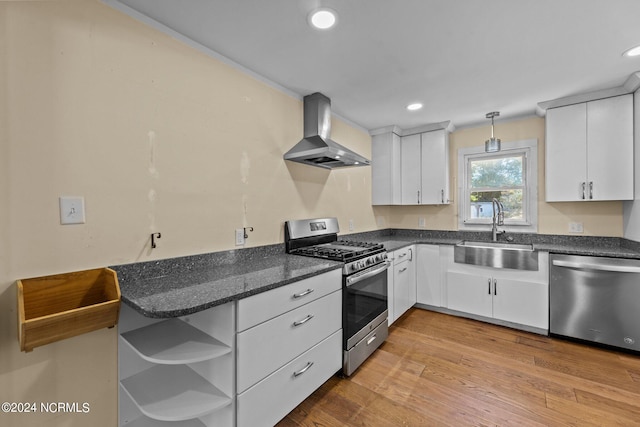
[468,155,525,220]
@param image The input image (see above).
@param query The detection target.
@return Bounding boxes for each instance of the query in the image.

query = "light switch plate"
[59,196,85,225]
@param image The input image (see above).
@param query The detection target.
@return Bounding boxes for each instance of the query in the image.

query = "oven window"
[344,267,387,344]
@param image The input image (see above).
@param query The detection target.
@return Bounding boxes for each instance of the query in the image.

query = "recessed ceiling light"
[308,8,337,30]
[623,45,640,57]
[406,103,423,111]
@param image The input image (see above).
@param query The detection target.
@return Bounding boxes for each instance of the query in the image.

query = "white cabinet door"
[545,102,587,202]
[391,246,416,323]
[371,132,401,205]
[545,94,633,202]
[400,134,422,204]
[416,245,441,306]
[492,278,549,329]
[420,130,449,205]
[386,258,395,326]
[587,95,634,201]
[446,252,549,330]
[446,271,493,318]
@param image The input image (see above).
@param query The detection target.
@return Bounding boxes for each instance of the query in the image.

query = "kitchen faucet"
[491,198,505,241]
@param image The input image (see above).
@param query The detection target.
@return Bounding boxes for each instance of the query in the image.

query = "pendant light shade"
[485,111,501,153]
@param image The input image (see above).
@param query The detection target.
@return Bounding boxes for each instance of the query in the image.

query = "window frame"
[458,139,538,233]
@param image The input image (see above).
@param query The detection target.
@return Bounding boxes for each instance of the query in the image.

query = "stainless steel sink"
[454,240,538,270]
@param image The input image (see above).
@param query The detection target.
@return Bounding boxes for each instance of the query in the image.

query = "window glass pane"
[469,190,524,220]
[470,156,523,188]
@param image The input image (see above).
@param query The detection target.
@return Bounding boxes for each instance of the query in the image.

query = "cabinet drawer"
[393,247,413,265]
[237,330,342,427]
[237,269,341,332]
[237,290,341,393]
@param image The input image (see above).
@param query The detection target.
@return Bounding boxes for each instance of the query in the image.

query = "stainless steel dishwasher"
[550,254,640,352]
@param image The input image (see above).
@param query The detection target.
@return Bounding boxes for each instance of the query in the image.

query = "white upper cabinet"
[546,94,633,202]
[401,129,450,205]
[371,131,401,205]
[420,130,450,205]
[400,134,422,204]
[372,126,450,205]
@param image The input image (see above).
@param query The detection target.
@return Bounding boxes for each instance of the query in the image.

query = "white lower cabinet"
[416,244,443,307]
[237,331,341,427]
[236,269,342,426]
[445,251,549,330]
[119,268,342,427]
[118,303,235,427]
[389,245,416,324]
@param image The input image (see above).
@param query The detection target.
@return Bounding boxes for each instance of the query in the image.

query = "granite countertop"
[351,229,640,259]
[113,229,640,319]
[112,245,342,318]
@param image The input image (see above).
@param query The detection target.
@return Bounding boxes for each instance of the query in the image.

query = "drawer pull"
[293,288,313,298]
[293,314,314,327]
[293,361,314,377]
[292,288,314,299]
[398,253,407,258]
[366,334,377,346]
[399,267,407,273]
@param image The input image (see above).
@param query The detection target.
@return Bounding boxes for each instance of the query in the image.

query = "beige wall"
[0,2,377,426]
[386,116,624,236]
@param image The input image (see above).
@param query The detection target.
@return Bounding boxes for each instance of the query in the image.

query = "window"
[458,139,538,232]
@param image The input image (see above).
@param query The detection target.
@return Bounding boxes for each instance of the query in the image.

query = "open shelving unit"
[121,318,231,364]
[118,303,235,426]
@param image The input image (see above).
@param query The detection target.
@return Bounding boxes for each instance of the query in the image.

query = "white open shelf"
[120,364,232,422]
[120,318,231,364]
[124,415,206,427]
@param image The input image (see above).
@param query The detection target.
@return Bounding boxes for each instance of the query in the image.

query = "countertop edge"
[113,231,640,319]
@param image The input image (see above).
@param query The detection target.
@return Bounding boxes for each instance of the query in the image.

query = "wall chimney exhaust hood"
[284,92,370,169]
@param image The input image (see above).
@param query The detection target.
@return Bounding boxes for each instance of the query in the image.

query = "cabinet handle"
[399,267,408,273]
[293,361,314,377]
[493,279,497,295]
[417,190,420,204]
[293,288,314,299]
[293,314,314,327]
[581,182,586,200]
[589,181,593,200]
[441,189,445,204]
[408,248,413,261]
[488,278,491,294]
[398,253,407,258]
[366,334,378,346]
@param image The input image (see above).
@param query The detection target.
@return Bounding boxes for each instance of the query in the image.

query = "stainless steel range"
[285,217,390,376]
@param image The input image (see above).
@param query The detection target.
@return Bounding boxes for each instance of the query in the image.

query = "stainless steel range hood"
[284,92,370,169]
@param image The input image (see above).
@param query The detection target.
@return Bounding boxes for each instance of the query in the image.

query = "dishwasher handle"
[552,259,640,273]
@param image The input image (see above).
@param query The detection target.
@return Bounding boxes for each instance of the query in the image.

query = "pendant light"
[485,111,501,153]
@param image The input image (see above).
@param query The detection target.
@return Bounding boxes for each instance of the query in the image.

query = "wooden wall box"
[17,267,121,352]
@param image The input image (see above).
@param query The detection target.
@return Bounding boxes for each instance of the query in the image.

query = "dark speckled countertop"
[112,229,640,319]
[111,244,341,318]
[347,229,640,259]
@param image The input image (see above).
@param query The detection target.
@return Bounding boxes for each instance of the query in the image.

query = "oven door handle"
[346,261,391,287]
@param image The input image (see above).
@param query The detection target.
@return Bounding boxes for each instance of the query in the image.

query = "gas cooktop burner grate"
[291,240,384,262]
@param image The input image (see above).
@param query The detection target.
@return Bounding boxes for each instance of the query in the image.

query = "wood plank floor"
[277,308,640,426]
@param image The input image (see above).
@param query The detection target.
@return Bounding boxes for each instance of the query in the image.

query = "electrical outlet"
[59,196,85,225]
[418,217,426,227]
[235,229,245,246]
[349,219,354,231]
[569,222,584,233]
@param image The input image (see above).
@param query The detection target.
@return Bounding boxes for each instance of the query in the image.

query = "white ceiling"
[107,0,640,131]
